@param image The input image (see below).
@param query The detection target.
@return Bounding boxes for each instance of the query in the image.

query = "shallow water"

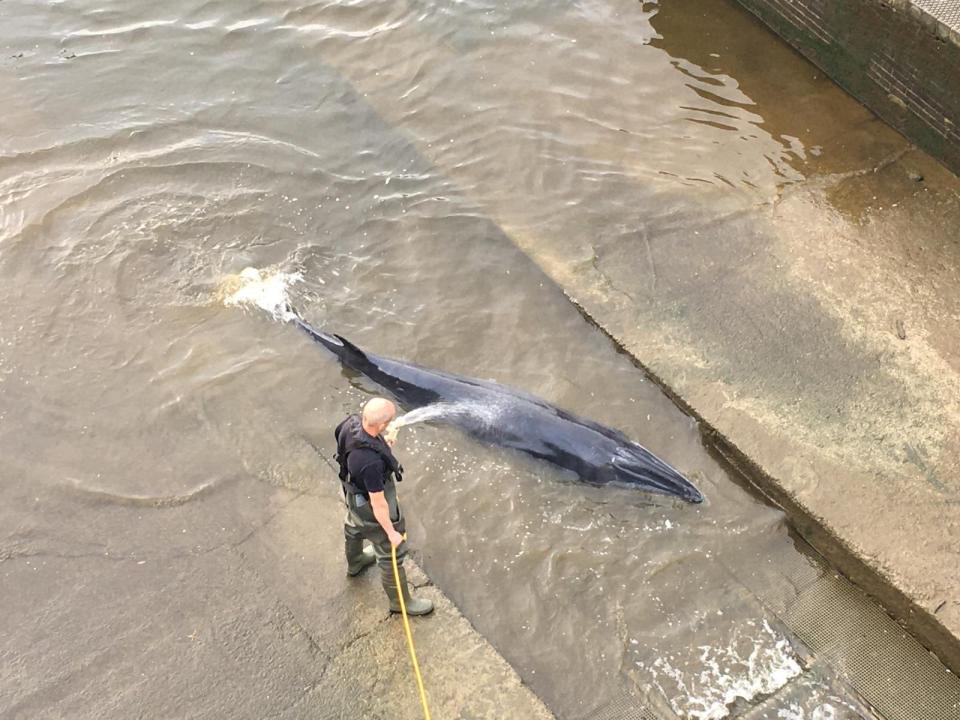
[0,1,897,718]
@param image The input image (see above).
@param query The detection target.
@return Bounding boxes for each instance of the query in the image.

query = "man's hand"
[370,491,404,549]
[383,422,399,447]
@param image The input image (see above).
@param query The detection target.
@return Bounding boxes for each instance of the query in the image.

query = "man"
[334,397,434,616]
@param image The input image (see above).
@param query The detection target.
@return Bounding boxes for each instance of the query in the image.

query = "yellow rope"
[391,537,432,720]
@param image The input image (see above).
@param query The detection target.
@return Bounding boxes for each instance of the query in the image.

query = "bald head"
[361,397,396,433]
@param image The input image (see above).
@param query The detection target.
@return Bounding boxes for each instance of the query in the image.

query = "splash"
[393,403,457,428]
[393,399,507,430]
[636,620,802,720]
[387,400,508,446]
[218,266,301,322]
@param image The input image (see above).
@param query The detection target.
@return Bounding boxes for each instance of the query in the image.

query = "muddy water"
[0,1,888,718]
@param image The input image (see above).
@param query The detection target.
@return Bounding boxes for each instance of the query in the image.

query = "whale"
[293,313,703,503]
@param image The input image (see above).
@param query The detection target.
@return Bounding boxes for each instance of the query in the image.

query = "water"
[0,0,905,718]
[393,404,456,428]
[395,399,510,431]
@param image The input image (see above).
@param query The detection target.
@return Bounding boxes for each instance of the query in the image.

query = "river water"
[0,1,911,718]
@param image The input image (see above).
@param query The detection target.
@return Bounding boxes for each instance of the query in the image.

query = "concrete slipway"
[304,0,960,688]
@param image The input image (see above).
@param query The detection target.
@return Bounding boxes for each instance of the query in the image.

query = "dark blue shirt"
[347,447,387,497]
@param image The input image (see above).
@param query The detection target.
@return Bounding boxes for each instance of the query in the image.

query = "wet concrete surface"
[553,138,960,674]
[1,451,554,720]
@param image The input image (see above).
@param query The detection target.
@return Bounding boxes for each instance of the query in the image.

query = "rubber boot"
[345,538,376,576]
[380,565,434,616]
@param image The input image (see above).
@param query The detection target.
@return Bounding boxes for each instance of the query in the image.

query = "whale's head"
[610,444,704,503]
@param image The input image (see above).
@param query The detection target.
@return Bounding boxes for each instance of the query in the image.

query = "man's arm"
[369,491,404,548]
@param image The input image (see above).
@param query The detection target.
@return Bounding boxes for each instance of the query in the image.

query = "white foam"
[220,266,301,322]
[639,620,802,720]
[774,699,852,720]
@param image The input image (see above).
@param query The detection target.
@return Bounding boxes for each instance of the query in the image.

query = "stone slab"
[733,0,960,174]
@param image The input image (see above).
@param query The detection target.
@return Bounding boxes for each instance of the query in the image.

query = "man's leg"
[344,499,376,576]
[371,537,433,616]
[344,488,432,615]
[368,501,433,616]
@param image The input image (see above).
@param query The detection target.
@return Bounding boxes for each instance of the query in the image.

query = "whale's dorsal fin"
[333,334,369,361]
